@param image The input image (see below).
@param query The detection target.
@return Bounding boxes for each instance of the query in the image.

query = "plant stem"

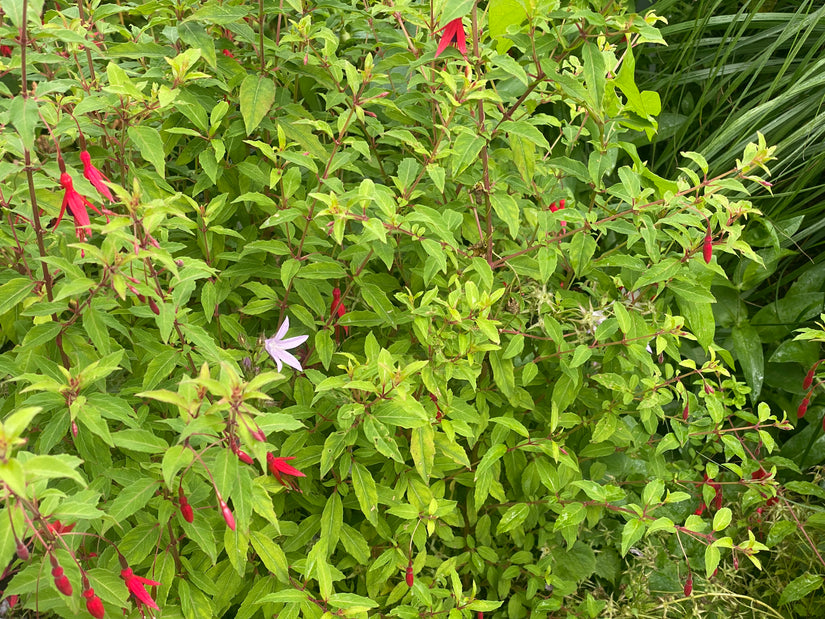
[20,0,69,368]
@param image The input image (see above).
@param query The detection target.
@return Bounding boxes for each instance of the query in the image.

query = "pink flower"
[435,19,467,59]
[54,172,103,241]
[80,151,114,202]
[121,568,159,610]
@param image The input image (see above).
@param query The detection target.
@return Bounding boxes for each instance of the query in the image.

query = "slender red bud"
[405,563,414,587]
[703,231,712,264]
[72,420,79,437]
[148,297,160,315]
[179,493,194,523]
[682,402,689,421]
[798,398,809,419]
[220,500,235,531]
[83,588,105,619]
[236,450,254,465]
[684,572,693,596]
[16,540,29,560]
[52,566,73,596]
[803,368,815,390]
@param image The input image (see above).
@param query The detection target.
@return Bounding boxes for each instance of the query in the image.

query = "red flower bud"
[180,500,194,523]
[405,563,414,587]
[16,540,29,560]
[803,368,815,390]
[798,397,809,419]
[72,420,79,437]
[54,573,73,596]
[83,587,105,619]
[694,501,705,516]
[682,402,689,421]
[220,500,235,531]
[236,450,254,465]
[703,231,713,264]
[704,383,714,394]
[684,573,693,596]
[148,298,160,315]
[52,566,64,578]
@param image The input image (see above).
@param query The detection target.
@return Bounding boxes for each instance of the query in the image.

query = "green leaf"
[23,455,86,486]
[704,544,720,578]
[106,477,157,523]
[440,0,474,26]
[374,399,429,428]
[732,322,764,400]
[250,532,289,582]
[491,191,520,239]
[451,131,485,177]
[497,503,529,534]
[712,507,732,532]
[9,96,38,151]
[621,518,645,556]
[410,423,435,481]
[127,125,165,177]
[112,429,169,453]
[351,461,378,525]
[239,74,276,135]
[779,573,823,606]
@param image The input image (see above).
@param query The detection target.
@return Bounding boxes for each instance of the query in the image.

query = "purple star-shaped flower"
[264,317,308,372]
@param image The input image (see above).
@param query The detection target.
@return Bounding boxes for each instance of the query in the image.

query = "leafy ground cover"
[0,0,822,617]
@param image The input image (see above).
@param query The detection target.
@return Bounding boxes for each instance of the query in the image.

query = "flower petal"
[274,316,290,341]
[278,334,309,349]
[278,349,303,372]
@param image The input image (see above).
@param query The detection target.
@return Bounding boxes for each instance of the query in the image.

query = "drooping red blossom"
[798,397,810,419]
[803,368,815,390]
[694,501,705,516]
[222,49,234,58]
[405,563,414,587]
[121,568,160,610]
[0,45,12,57]
[684,572,693,596]
[54,172,103,241]
[703,231,713,264]
[267,453,306,490]
[331,287,349,341]
[80,151,114,202]
[219,500,235,531]
[83,587,105,619]
[434,18,467,59]
[47,520,76,535]
[52,566,73,596]
[15,540,29,561]
[682,401,689,421]
[550,199,567,228]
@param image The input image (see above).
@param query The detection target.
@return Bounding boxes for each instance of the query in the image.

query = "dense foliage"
[0,0,818,617]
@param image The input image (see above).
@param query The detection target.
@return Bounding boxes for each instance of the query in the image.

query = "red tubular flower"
[54,173,103,241]
[0,45,12,57]
[267,453,306,490]
[803,368,815,390]
[222,49,235,58]
[703,231,713,264]
[80,151,114,202]
[682,402,689,421]
[16,540,29,560]
[550,199,567,227]
[121,568,160,610]
[83,587,105,619]
[219,500,235,531]
[48,520,76,535]
[434,18,467,59]
[684,572,693,596]
[331,287,349,340]
[693,501,705,516]
[405,563,414,587]
[798,397,810,419]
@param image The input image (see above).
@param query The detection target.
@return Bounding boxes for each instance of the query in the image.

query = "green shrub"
[0,1,790,617]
